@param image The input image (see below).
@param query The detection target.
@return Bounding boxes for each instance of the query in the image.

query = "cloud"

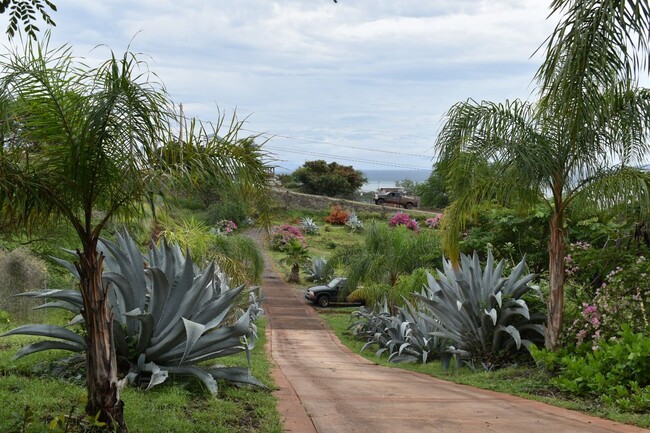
[10,0,560,170]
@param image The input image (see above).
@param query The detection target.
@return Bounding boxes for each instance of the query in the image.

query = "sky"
[1,0,559,172]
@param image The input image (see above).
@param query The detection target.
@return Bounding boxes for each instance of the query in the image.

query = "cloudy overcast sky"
[2,0,559,172]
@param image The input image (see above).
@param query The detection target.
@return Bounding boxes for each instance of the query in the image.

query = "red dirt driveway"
[255,240,648,432]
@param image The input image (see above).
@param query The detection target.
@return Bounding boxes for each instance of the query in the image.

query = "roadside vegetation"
[265,198,650,427]
[0,195,282,433]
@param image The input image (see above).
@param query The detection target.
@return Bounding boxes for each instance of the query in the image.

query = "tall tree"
[289,159,367,197]
[0,40,270,431]
[435,90,650,350]
[435,0,650,351]
[414,163,450,209]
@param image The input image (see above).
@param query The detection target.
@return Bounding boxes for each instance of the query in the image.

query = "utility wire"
[265,145,431,170]
[244,128,431,158]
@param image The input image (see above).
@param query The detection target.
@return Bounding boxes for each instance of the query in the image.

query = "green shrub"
[205,200,249,227]
[533,326,650,412]
[348,269,430,308]
[459,203,550,273]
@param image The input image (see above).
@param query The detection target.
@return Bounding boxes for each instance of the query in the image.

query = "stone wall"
[269,188,438,217]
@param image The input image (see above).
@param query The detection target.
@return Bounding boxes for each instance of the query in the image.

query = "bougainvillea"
[389,212,419,232]
[215,219,237,235]
[270,225,307,251]
[425,214,443,229]
[324,205,350,225]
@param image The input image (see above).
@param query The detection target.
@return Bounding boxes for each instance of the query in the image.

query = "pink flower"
[389,213,419,232]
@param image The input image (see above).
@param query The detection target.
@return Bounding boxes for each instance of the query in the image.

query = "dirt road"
[256,234,648,433]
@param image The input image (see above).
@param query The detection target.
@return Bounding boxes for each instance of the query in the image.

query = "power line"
[265,145,431,170]
[243,128,431,158]
[173,109,436,163]
[243,111,436,142]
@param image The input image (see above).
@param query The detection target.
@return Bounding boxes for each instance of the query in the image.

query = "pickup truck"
[374,191,419,209]
[305,277,348,307]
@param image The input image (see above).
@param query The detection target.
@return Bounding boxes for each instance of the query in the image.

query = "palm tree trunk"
[545,210,566,351]
[76,245,127,432]
[289,263,300,283]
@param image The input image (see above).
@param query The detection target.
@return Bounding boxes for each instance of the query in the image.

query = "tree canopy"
[284,159,367,197]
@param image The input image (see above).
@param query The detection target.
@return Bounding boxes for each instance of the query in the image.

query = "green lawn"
[319,308,650,430]
[0,318,282,433]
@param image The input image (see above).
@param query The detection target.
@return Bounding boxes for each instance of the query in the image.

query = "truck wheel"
[405,202,414,209]
[317,295,331,307]
[375,198,385,205]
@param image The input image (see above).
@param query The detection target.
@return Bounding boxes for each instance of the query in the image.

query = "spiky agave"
[351,298,443,364]
[3,229,264,392]
[303,256,333,283]
[418,251,545,369]
[300,217,319,235]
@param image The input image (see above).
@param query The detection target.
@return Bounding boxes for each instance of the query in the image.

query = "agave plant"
[300,217,319,235]
[2,230,264,393]
[418,251,545,369]
[345,211,364,232]
[303,256,333,283]
[351,299,443,364]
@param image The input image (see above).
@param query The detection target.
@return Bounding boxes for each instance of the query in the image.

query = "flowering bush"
[269,225,307,251]
[565,246,650,347]
[425,214,443,229]
[389,212,419,232]
[215,219,237,235]
[324,205,349,225]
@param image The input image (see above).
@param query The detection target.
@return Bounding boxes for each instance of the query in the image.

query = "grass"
[319,308,650,430]
[0,318,282,433]
[267,208,369,283]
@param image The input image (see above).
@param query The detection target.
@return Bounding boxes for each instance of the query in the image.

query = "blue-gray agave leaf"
[2,228,263,393]
[417,250,545,369]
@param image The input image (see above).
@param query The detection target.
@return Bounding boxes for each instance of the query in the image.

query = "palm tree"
[0,41,270,431]
[537,0,650,127]
[435,1,650,351]
[332,222,441,303]
[435,87,650,351]
[280,238,310,283]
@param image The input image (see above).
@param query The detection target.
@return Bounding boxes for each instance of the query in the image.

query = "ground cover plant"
[533,327,650,413]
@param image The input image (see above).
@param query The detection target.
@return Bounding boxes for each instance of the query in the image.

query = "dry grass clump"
[0,247,47,321]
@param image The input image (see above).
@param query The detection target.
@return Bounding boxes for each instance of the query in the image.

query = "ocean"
[273,166,431,192]
[361,169,431,192]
